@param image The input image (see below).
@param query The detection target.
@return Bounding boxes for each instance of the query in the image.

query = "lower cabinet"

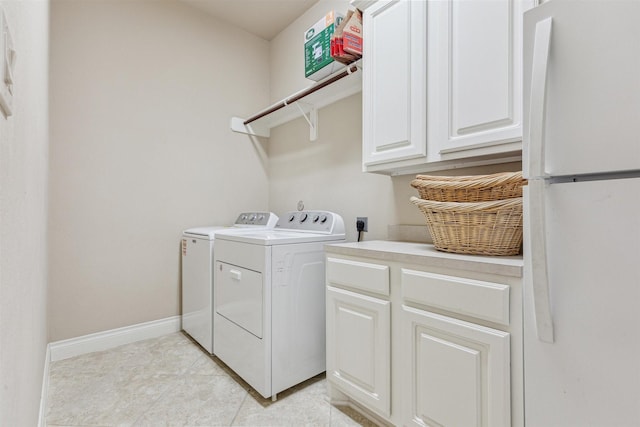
[325,250,523,427]
[326,286,391,417]
[402,306,511,427]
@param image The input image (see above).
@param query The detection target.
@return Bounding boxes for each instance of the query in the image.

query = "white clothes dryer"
[213,211,345,399]
[181,212,278,353]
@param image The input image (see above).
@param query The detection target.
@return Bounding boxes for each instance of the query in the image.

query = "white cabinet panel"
[432,0,532,156]
[362,0,427,167]
[402,268,510,325]
[403,305,511,427]
[327,257,389,296]
[417,334,480,427]
[452,0,511,133]
[366,1,409,150]
[326,286,391,417]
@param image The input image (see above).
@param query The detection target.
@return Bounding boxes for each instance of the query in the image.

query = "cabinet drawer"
[327,257,390,297]
[401,269,510,325]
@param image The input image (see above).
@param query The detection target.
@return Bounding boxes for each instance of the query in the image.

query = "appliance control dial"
[300,213,308,223]
[312,215,319,223]
[320,214,328,223]
[288,214,296,222]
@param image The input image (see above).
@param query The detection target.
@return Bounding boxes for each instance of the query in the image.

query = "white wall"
[268,93,395,242]
[268,1,521,241]
[48,0,271,341]
[0,1,50,425]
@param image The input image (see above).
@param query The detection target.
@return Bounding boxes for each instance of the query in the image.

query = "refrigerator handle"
[527,180,554,343]
[527,17,553,178]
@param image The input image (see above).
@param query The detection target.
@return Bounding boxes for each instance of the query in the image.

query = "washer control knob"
[257,214,265,221]
[240,214,247,221]
[249,214,257,221]
[288,214,296,222]
[300,213,308,223]
[320,214,328,223]
[312,215,320,223]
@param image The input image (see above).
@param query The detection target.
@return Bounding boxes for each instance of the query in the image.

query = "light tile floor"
[46,332,377,427]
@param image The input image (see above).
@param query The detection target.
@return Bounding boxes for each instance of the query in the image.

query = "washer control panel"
[276,211,345,234]
[233,212,279,227]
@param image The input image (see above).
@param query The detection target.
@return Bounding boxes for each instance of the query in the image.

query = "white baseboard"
[49,315,182,362]
[37,343,51,427]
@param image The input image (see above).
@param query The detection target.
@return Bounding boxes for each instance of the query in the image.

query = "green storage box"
[304,11,345,81]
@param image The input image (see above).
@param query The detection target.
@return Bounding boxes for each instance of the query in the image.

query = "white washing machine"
[181,212,278,354]
[213,210,345,399]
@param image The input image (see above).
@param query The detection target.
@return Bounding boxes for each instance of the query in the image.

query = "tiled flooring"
[46,332,377,427]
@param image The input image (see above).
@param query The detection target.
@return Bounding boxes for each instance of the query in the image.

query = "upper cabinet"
[431,0,532,158]
[361,0,535,175]
[361,0,427,168]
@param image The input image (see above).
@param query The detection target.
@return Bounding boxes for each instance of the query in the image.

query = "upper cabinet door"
[431,0,535,159]
[362,0,427,168]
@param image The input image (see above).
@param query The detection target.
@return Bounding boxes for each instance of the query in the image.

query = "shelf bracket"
[292,101,318,141]
[230,117,270,138]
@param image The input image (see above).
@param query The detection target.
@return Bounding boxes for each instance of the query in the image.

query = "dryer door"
[215,261,263,338]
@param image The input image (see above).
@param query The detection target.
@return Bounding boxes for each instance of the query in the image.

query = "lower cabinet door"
[402,305,511,427]
[326,286,391,417]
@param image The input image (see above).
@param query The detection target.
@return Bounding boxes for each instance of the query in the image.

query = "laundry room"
[3,0,522,424]
[45,0,488,355]
[5,0,639,426]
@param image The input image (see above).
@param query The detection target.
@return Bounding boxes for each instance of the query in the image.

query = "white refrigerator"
[522,1,640,426]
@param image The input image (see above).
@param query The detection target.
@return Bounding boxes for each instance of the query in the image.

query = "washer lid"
[183,221,280,240]
[182,212,279,240]
[213,229,346,245]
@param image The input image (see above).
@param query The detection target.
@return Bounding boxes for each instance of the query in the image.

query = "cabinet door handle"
[229,269,242,281]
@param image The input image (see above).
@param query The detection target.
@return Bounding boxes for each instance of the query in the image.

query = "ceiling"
[180,0,320,40]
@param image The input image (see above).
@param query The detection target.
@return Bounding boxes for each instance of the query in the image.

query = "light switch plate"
[0,7,15,117]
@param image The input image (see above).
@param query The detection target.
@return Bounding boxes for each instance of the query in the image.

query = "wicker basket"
[410,171,526,202]
[410,196,523,256]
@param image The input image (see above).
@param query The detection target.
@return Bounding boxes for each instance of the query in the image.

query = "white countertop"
[325,240,524,278]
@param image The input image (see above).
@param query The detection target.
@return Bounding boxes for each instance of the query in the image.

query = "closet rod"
[243,63,359,125]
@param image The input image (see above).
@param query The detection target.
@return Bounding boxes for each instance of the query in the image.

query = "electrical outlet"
[356,217,368,232]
